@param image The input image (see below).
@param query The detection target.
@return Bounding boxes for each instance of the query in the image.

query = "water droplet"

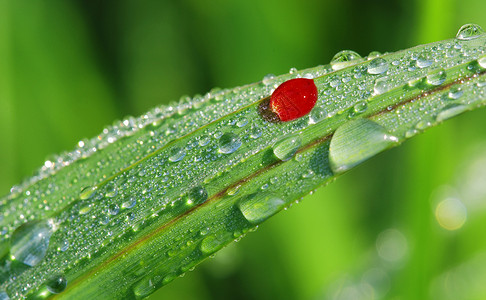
[122,196,137,209]
[353,101,368,114]
[478,55,486,69]
[273,135,302,161]
[108,204,120,215]
[416,52,433,68]
[168,146,186,162]
[436,104,468,122]
[456,23,485,40]
[79,186,97,200]
[200,234,226,255]
[187,186,208,206]
[308,107,327,124]
[198,135,210,147]
[330,50,363,70]
[59,240,69,252]
[236,117,248,128]
[237,193,285,224]
[104,183,118,198]
[448,86,463,99]
[262,74,276,86]
[46,274,67,294]
[218,133,242,154]
[133,277,156,298]
[367,58,389,75]
[374,76,392,95]
[329,119,398,173]
[289,67,298,74]
[249,126,262,139]
[426,68,447,86]
[10,219,55,267]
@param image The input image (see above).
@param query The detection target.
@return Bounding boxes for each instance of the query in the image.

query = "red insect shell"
[269,78,318,122]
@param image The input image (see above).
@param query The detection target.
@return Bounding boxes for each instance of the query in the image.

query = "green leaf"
[1,27,486,299]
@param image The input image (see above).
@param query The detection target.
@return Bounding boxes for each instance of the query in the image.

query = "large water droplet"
[46,274,67,294]
[133,277,156,298]
[218,133,241,154]
[374,76,392,95]
[200,234,226,255]
[121,196,137,209]
[436,104,468,122]
[273,135,302,161]
[478,55,486,69]
[456,23,485,40]
[448,86,463,99]
[168,146,186,162]
[104,183,118,198]
[416,52,433,68]
[187,186,208,206]
[329,119,398,173]
[367,58,389,75]
[308,107,327,124]
[331,50,363,70]
[237,193,285,224]
[10,219,55,267]
[426,68,447,86]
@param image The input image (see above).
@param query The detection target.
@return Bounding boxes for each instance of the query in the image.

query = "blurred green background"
[1,0,485,299]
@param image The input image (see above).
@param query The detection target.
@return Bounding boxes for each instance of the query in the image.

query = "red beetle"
[270,78,318,122]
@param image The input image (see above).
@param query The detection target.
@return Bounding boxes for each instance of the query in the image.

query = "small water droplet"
[249,126,262,139]
[187,186,208,206]
[436,104,468,122]
[353,101,368,114]
[79,186,97,200]
[46,274,67,294]
[104,183,118,198]
[218,133,242,154]
[367,58,389,75]
[426,68,447,86]
[456,23,485,40]
[236,117,248,128]
[108,204,120,215]
[273,135,302,161]
[168,146,186,162]
[374,76,392,95]
[289,67,298,74]
[330,50,363,70]
[10,219,55,267]
[329,119,398,173]
[199,135,210,147]
[122,196,137,209]
[262,74,276,86]
[238,193,285,224]
[448,86,463,99]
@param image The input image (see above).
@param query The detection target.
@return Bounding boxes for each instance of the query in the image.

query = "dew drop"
[367,58,389,75]
[198,135,210,147]
[59,240,69,252]
[436,104,468,122]
[426,68,447,86]
[478,55,486,69]
[104,183,118,198]
[200,234,226,255]
[374,76,392,95]
[237,193,285,224]
[308,107,327,124]
[273,135,302,161]
[448,86,463,99]
[10,219,55,267]
[416,52,433,68]
[353,101,368,114]
[236,117,248,128]
[329,119,398,173]
[108,204,120,215]
[79,186,97,200]
[187,186,208,206]
[456,23,485,40]
[133,277,156,298]
[46,274,67,294]
[122,196,137,209]
[218,133,242,154]
[168,146,186,162]
[249,126,262,139]
[330,50,363,70]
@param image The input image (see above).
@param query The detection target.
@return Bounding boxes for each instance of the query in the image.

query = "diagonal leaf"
[1,26,486,299]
